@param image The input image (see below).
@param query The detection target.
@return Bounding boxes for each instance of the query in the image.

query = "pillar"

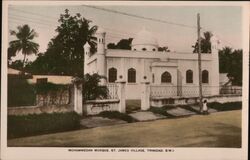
[116,80,126,113]
[141,81,150,110]
[74,83,83,115]
[96,27,107,86]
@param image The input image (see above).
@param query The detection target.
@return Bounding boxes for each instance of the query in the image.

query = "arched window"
[142,48,147,51]
[108,68,117,83]
[202,70,209,83]
[161,71,171,83]
[128,68,136,83]
[152,74,155,83]
[186,70,193,83]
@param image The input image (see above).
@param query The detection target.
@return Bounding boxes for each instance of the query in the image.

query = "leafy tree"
[219,47,233,73]
[28,9,97,76]
[9,24,39,70]
[107,38,170,52]
[83,73,108,100]
[107,43,116,49]
[192,31,212,53]
[219,47,242,86]
[107,38,133,50]
[116,38,133,50]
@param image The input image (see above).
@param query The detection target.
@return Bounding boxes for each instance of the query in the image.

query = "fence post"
[116,80,126,113]
[73,83,83,115]
[141,81,150,110]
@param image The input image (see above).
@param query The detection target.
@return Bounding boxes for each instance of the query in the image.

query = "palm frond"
[9,24,39,64]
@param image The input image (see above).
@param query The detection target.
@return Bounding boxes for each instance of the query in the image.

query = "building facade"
[84,28,220,99]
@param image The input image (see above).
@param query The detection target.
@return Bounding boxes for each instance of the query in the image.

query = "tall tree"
[107,38,170,52]
[192,31,212,53]
[219,47,242,85]
[28,9,97,76]
[9,24,39,70]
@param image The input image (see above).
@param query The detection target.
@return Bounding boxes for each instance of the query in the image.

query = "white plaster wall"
[106,49,212,61]
[87,59,97,75]
[106,57,155,99]
[103,50,218,99]
[144,59,155,82]
[152,66,177,85]
[177,59,213,87]
[84,100,120,115]
[107,57,153,83]
[107,58,122,81]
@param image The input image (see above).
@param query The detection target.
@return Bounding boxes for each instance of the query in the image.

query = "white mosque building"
[84,27,220,99]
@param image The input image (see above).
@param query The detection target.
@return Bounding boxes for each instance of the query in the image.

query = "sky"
[8,5,243,62]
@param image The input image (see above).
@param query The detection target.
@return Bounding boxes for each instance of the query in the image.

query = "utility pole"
[197,13,203,112]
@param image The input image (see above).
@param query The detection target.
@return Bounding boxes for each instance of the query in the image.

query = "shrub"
[8,77,36,107]
[98,111,137,123]
[8,112,81,139]
[208,102,242,111]
[83,73,108,100]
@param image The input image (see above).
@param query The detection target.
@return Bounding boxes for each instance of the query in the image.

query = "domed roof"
[132,27,158,47]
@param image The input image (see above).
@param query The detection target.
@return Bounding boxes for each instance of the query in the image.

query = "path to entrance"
[126,99,141,113]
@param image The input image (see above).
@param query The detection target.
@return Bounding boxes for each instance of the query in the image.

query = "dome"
[131,27,158,51]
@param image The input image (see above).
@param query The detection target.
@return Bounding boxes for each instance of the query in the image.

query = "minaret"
[83,42,91,75]
[95,27,106,85]
[210,34,220,95]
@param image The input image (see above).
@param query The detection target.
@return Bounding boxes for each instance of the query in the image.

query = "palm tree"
[192,31,212,53]
[9,24,39,71]
[85,24,98,54]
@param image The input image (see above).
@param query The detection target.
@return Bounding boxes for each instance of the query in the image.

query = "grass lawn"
[8,110,241,148]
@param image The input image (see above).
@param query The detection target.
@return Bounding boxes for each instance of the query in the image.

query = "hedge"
[208,102,242,111]
[8,112,81,139]
[8,77,36,107]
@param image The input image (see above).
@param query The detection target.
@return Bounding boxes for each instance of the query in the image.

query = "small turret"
[95,27,106,55]
[95,27,106,85]
[84,42,91,55]
[211,34,220,52]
